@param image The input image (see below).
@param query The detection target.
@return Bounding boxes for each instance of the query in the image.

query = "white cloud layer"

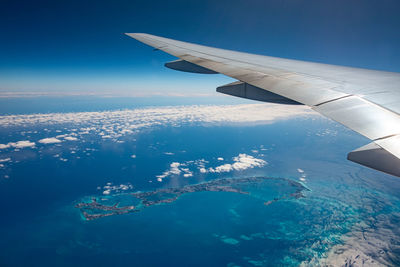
[0,104,315,150]
[0,104,313,129]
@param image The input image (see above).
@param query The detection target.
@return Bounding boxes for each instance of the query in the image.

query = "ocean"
[0,96,399,266]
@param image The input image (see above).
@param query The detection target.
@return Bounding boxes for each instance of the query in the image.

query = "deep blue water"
[1,96,400,266]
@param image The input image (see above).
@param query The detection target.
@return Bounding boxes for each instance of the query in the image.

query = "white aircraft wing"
[126,33,400,177]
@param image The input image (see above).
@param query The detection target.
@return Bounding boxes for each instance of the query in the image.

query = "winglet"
[347,142,400,177]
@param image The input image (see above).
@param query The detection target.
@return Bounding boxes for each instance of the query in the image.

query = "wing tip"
[125,32,143,38]
[125,33,152,39]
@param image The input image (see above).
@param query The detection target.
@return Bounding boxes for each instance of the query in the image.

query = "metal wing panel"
[314,96,400,140]
[181,56,350,106]
[248,76,348,106]
[375,135,400,159]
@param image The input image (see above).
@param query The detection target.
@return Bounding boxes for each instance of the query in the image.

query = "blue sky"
[1,0,400,95]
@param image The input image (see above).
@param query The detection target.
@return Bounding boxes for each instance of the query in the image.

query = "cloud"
[0,104,316,154]
[39,137,62,144]
[64,136,78,141]
[208,154,267,173]
[8,140,35,148]
[181,168,193,178]
[101,182,133,195]
[0,158,11,163]
[155,153,266,182]
[156,162,182,181]
[217,157,224,161]
[213,164,233,173]
[0,104,314,132]
[156,162,197,181]
[169,162,182,175]
[194,159,208,170]
[199,168,207,173]
[297,168,306,181]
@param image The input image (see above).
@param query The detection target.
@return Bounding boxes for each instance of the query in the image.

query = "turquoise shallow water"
[1,97,400,266]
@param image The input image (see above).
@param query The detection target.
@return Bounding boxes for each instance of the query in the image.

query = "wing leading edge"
[126,33,400,177]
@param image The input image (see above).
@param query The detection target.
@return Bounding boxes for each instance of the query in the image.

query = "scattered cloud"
[39,137,62,144]
[103,190,111,195]
[64,136,78,141]
[208,154,267,173]
[155,153,266,182]
[100,182,133,195]
[156,162,182,181]
[217,157,224,161]
[297,168,307,182]
[199,168,207,173]
[213,164,234,173]
[8,140,35,148]
[0,144,10,149]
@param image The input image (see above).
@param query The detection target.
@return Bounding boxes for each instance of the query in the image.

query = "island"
[75,177,309,221]
[75,198,137,220]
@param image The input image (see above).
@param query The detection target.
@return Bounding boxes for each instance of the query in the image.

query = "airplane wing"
[126,33,400,177]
